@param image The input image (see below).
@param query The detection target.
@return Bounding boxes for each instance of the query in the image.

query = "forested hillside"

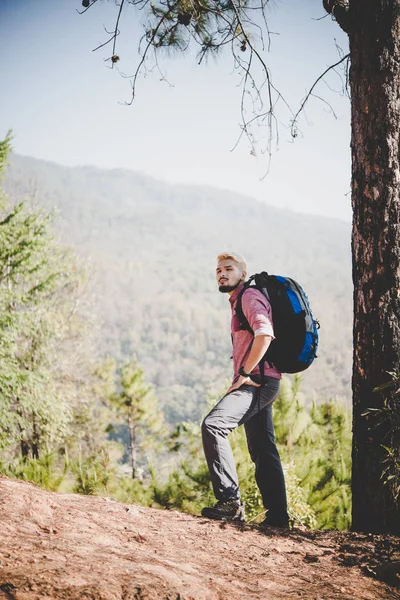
[5,154,352,423]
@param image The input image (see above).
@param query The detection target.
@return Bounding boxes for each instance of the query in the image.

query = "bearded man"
[201,252,289,528]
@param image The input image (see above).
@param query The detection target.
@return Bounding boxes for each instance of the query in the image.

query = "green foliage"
[283,462,317,529]
[71,446,114,495]
[143,0,237,56]
[0,131,12,177]
[1,452,66,492]
[113,359,162,432]
[381,444,400,502]
[367,372,400,503]
[149,414,214,514]
[150,378,351,529]
[0,136,97,488]
[0,137,78,458]
[151,465,198,512]
[230,416,317,527]
[305,400,352,529]
[110,474,154,506]
[96,357,164,479]
[273,377,352,529]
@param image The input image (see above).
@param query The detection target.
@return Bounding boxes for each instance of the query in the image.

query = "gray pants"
[202,377,288,518]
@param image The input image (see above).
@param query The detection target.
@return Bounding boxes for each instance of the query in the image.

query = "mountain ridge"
[4,154,353,422]
[11,153,352,225]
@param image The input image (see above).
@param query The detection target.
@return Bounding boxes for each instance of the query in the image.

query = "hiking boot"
[259,512,290,530]
[201,500,245,522]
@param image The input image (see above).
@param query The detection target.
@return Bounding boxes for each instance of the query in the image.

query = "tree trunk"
[20,439,29,459]
[32,414,39,460]
[128,416,137,479]
[349,0,400,533]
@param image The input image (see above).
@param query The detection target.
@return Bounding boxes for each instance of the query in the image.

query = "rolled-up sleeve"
[242,289,275,339]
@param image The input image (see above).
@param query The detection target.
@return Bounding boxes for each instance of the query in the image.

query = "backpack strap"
[258,357,266,387]
[235,280,254,334]
[235,280,267,386]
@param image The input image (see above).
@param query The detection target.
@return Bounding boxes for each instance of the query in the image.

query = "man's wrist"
[239,366,252,377]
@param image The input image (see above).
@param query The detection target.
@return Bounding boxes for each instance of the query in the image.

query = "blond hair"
[216,252,247,274]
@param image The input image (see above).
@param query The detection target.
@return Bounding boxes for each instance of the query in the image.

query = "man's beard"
[218,281,241,293]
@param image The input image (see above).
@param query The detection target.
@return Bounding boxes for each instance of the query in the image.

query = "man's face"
[216,259,246,293]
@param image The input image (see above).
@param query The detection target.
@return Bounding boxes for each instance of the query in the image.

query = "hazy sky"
[0,0,351,221]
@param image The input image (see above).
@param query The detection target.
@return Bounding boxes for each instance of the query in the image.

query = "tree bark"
[323,0,351,33]
[349,0,400,533]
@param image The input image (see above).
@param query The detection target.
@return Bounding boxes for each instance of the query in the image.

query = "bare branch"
[312,13,330,22]
[112,0,125,59]
[291,53,350,138]
[334,38,350,98]
[310,93,338,119]
[92,27,119,52]
[126,15,169,105]
[92,0,125,65]
[84,0,348,171]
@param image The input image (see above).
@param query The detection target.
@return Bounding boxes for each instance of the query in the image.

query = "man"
[201,252,289,528]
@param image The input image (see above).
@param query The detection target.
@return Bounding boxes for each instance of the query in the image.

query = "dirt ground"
[0,476,399,600]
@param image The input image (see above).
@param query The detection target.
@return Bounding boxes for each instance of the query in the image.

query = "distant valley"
[5,155,353,422]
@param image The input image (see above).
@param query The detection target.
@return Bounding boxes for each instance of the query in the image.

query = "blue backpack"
[236,272,319,374]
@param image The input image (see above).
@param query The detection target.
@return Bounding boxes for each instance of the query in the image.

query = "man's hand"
[226,375,261,395]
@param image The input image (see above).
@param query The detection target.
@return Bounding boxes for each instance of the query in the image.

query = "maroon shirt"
[229,283,282,383]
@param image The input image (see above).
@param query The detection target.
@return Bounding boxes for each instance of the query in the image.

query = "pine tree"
[98,358,164,479]
[0,134,89,467]
[273,377,352,529]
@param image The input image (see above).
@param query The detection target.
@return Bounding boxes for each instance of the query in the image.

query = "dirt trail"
[0,476,399,599]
